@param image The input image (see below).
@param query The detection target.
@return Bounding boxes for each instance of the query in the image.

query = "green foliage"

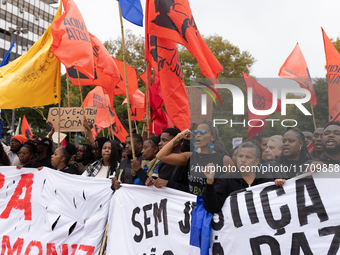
[179,34,256,84]
[103,29,145,75]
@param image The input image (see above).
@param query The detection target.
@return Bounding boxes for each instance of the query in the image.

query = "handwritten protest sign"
[47,107,97,132]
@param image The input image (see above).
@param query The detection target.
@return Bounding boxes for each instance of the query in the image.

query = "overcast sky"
[63,0,339,79]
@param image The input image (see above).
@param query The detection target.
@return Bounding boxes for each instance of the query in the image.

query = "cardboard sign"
[186,86,213,124]
[47,107,97,132]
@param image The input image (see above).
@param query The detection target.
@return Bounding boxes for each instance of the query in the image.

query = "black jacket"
[203,171,272,214]
[31,155,53,169]
[158,162,189,192]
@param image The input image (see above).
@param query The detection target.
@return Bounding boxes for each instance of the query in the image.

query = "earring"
[193,142,198,152]
[208,142,214,153]
[299,147,302,151]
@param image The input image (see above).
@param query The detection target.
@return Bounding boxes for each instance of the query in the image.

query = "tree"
[178,34,256,84]
[103,29,145,74]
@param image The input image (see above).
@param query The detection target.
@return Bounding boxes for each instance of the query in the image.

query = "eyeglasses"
[193,130,206,136]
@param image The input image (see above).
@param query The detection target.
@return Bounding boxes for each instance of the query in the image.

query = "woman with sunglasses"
[156,120,234,195]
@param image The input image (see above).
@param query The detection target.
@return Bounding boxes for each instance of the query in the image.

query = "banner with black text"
[107,184,196,255]
[210,173,340,254]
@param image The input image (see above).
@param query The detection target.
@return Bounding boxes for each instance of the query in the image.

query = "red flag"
[145,34,190,130]
[21,115,32,139]
[66,33,120,104]
[112,58,138,100]
[122,89,145,121]
[243,73,281,139]
[147,0,222,80]
[52,0,94,79]
[83,86,128,142]
[279,43,317,105]
[322,28,340,118]
[149,74,171,134]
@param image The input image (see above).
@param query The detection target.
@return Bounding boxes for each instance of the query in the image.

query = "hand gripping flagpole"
[118,2,135,159]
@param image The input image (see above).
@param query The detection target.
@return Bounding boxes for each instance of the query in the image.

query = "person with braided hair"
[156,120,234,196]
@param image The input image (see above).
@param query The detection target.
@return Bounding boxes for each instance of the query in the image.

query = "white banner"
[107,184,196,255]
[0,167,113,255]
[210,172,340,254]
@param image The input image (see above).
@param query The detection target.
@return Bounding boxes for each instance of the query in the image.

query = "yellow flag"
[0,2,62,109]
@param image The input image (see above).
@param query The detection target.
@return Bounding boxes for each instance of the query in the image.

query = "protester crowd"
[1,118,340,215]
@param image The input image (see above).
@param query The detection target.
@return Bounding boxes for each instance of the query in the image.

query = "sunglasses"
[193,130,206,136]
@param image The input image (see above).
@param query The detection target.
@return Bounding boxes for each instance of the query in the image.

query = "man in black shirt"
[31,137,53,169]
[310,127,324,159]
[306,122,340,169]
[148,128,189,192]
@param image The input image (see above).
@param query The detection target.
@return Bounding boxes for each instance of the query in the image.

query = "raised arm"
[156,129,192,166]
[83,117,95,146]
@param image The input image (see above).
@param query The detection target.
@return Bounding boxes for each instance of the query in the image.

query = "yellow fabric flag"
[0,2,62,109]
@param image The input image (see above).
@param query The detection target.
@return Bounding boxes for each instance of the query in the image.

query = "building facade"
[0,0,57,62]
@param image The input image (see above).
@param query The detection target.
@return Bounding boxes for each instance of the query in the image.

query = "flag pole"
[134,120,139,134]
[104,95,114,140]
[58,76,61,148]
[66,77,71,143]
[118,2,135,159]
[76,70,87,139]
[145,62,150,138]
[310,103,316,130]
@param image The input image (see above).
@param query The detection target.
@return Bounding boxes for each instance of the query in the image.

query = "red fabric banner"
[279,43,317,106]
[21,115,32,139]
[243,73,281,139]
[322,28,340,118]
[52,0,94,79]
[83,86,128,142]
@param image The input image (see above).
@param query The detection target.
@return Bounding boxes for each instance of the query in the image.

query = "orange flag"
[122,89,145,121]
[147,0,222,80]
[279,43,316,106]
[112,58,138,100]
[21,115,32,139]
[145,34,190,130]
[66,33,120,104]
[83,86,128,142]
[322,28,340,118]
[243,73,281,139]
[52,0,94,79]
